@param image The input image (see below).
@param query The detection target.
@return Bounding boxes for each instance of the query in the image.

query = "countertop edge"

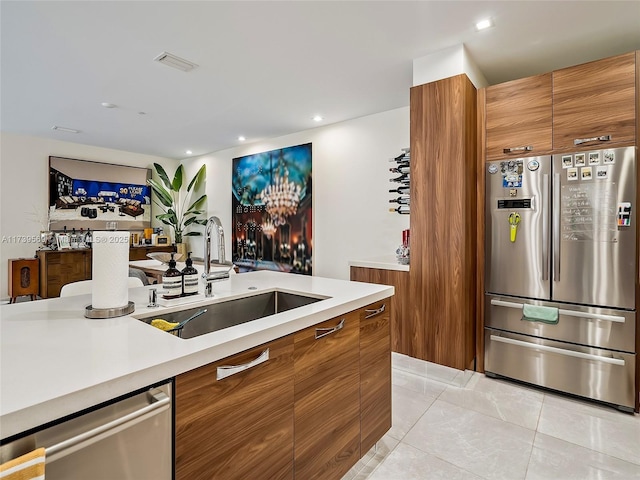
[349,256,410,272]
[0,273,393,439]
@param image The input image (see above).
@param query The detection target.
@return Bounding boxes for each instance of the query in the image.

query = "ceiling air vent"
[153,51,198,72]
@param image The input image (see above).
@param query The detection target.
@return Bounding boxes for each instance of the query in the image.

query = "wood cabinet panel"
[485,73,553,160]
[38,250,91,298]
[410,74,477,370]
[553,52,636,150]
[350,267,410,356]
[359,300,391,454]
[175,336,295,480]
[294,311,360,480]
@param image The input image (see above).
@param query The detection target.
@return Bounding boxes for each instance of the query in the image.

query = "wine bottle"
[389,165,410,174]
[389,206,410,214]
[389,185,410,195]
[389,173,410,183]
[389,197,410,205]
[70,228,78,249]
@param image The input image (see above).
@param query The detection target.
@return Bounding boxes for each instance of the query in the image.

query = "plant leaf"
[187,164,207,192]
[172,165,184,191]
[153,163,173,190]
[147,179,173,207]
[183,216,201,226]
[185,194,207,213]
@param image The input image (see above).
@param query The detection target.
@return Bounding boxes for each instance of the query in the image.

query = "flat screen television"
[48,156,152,231]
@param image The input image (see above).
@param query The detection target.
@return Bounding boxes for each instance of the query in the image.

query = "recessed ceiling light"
[51,125,80,133]
[101,102,117,108]
[185,150,193,155]
[313,115,323,122]
[475,18,494,31]
[238,136,246,141]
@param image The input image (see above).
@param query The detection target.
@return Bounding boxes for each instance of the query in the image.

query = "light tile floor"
[344,353,640,480]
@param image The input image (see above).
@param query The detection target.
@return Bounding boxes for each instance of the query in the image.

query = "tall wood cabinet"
[485,73,553,160]
[552,52,636,151]
[410,74,477,370]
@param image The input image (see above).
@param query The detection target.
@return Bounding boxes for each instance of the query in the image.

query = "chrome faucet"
[203,216,234,297]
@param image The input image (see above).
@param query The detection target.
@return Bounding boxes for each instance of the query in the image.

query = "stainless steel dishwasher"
[0,380,172,479]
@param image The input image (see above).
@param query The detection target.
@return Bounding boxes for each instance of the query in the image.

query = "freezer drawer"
[485,329,635,410]
[485,294,636,353]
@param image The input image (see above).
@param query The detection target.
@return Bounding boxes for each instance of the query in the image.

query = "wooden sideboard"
[37,245,174,298]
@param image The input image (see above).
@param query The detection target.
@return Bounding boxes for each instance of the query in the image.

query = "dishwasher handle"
[46,389,170,463]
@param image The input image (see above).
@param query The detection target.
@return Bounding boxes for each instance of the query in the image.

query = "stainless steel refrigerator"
[484,146,637,412]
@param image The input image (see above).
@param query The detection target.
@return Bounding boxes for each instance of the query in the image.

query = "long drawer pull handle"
[574,135,611,146]
[503,146,533,154]
[47,389,170,462]
[315,318,345,340]
[490,335,625,366]
[217,348,269,381]
[364,304,386,319]
[490,299,625,323]
[557,308,625,324]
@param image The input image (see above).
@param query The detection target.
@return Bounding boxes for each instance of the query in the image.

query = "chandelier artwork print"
[231,143,312,274]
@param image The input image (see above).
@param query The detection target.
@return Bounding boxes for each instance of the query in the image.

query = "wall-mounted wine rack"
[388,147,410,214]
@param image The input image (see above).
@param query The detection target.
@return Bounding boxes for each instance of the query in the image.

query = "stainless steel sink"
[136,290,324,339]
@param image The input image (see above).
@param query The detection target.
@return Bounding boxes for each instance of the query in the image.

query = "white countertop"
[0,271,393,439]
[349,255,410,272]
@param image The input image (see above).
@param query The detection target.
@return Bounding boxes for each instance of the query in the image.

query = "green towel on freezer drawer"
[522,304,559,324]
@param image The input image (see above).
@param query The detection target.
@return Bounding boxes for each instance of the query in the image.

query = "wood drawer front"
[294,311,361,480]
[176,336,295,480]
[359,301,392,454]
[486,73,553,160]
[553,52,636,151]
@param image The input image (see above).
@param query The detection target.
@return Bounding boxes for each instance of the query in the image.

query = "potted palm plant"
[147,163,208,255]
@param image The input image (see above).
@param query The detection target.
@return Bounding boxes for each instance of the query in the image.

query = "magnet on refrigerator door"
[617,202,631,226]
[596,166,608,179]
[574,153,586,167]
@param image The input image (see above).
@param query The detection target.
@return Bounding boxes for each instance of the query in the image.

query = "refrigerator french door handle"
[542,174,549,280]
[553,173,561,281]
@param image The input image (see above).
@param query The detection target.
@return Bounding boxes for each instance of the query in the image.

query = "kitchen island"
[0,270,393,440]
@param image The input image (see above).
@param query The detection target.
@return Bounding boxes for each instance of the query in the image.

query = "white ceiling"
[2,1,639,160]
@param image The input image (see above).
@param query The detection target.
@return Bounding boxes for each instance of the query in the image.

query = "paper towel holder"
[85,301,135,319]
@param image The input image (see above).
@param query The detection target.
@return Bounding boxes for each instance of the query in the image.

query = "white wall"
[0,132,176,299]
[181,106,410,281]
[413,44,488,88]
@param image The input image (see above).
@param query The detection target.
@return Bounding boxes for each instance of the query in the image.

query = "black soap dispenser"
[162,253,183,299]
[181,252,199,296]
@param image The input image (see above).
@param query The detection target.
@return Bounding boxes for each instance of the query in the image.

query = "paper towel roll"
[92,231,131,309]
